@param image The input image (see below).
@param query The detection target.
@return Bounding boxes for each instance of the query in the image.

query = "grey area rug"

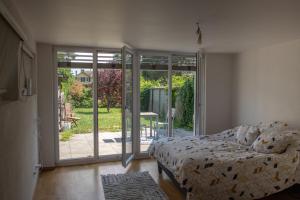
[101,171,168,200]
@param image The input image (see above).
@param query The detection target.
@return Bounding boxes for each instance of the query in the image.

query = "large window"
[97,51,122,156]
[57,51,94,160]
[57,50,127,161]
[139,55,169,152]
[55,48,200,163]
[172,55,197,137]
[139,53,197,152]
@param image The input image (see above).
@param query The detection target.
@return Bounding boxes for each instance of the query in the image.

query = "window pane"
[57,51,93,63]
[57,65,94,160]
[140,55,169,70]
[172,55,196,137]
[140,55,169,152]
[97,50,122,156]
[172,54,196,67]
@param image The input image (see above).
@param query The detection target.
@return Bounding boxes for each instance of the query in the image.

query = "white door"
[121,46,134,167]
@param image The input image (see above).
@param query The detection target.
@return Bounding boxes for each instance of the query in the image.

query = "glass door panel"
[172,55,197,137]
[56,51,94,160]
[122,46,134,167]
[139,55,169,152]
[97,51,122,156]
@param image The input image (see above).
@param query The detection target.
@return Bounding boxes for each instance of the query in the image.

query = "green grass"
[60,107,192,141]
[60,130,74,141]
[97,107,122,132]
[60,107,122,141]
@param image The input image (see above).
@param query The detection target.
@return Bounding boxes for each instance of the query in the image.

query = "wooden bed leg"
[157,162,163,174]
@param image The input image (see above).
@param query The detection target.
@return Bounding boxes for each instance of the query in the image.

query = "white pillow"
[252,129,293,154]
[236,125,260,146]
[281,130,300,150]
[257,121,288,132]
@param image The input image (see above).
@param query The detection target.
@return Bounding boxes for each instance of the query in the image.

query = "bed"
[150,128,300,200]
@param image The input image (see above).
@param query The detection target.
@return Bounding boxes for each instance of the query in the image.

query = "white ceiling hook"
[196,22,202,45]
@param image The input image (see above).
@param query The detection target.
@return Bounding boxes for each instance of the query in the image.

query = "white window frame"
[136,50,202,158]
[53,46,124,166]
[53,45,205,166]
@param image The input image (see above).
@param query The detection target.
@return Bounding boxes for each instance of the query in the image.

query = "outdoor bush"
[70,81,84,97]
[58,68,75,101]
[172,88,179,107]
[70,81,93,108]
[172,74,187,88]
[140,72,194,121]
[140,89,150,111]
[140,75,161,111]
[80,87,93,108]
[174,78,194,130]
[172,74,190,107]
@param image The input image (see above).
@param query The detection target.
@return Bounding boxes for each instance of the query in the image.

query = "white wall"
[205,53,235,134]
[37,43,56,167]
[232,39,300,129]
[0,97,39,200]
[0,1,38,199]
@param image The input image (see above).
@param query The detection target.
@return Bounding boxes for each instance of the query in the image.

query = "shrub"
[140,76,161,111]
[174,78,194,130]
[70,81,84,97]
[140,88,150,111]
[80,87,93,108]
[70,81,93,108]
[58,68,75,101]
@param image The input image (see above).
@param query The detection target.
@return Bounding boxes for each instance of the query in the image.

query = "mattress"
[150,135,300,200]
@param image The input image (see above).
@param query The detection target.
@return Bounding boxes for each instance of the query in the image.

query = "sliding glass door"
[55,47,200,164]
[121,46,134,167]
[56,51,94,160]
[55,49,126,163]
[138,52,198,153]
[97,50,122,157]
[171,55,197,137]
[139,54,169,152]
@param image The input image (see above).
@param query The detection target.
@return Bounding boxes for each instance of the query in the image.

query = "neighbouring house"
[76,69,92,84]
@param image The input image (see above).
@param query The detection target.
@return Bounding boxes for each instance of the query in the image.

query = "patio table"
[140,112,159,138]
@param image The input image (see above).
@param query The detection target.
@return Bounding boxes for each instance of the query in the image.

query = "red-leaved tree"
[97,69,122,112]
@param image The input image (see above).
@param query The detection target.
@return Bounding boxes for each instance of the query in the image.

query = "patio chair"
[64,103,80,127]
[156,108,175,138]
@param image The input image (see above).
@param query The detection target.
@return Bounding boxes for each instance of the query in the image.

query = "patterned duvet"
[150,134,300,200]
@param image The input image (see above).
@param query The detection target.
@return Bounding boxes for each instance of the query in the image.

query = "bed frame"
[157,161,187,195]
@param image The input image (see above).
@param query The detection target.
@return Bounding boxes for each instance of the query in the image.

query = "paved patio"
[59,128,193,160]
[59,131,152,160]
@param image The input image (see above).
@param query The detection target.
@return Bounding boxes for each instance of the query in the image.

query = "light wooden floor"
[34,159,185,200]
[34,159,299,200]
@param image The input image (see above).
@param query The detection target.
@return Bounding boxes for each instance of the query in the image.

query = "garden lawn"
[60,107,122,141]
[60,107,174,141]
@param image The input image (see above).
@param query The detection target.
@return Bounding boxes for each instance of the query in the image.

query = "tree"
[58,68,75,101]
[97,69,122,112]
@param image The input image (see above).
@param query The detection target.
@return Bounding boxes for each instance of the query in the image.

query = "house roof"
[77,70,93,78]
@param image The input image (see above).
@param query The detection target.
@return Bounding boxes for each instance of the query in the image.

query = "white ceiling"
[12,0,300,53]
